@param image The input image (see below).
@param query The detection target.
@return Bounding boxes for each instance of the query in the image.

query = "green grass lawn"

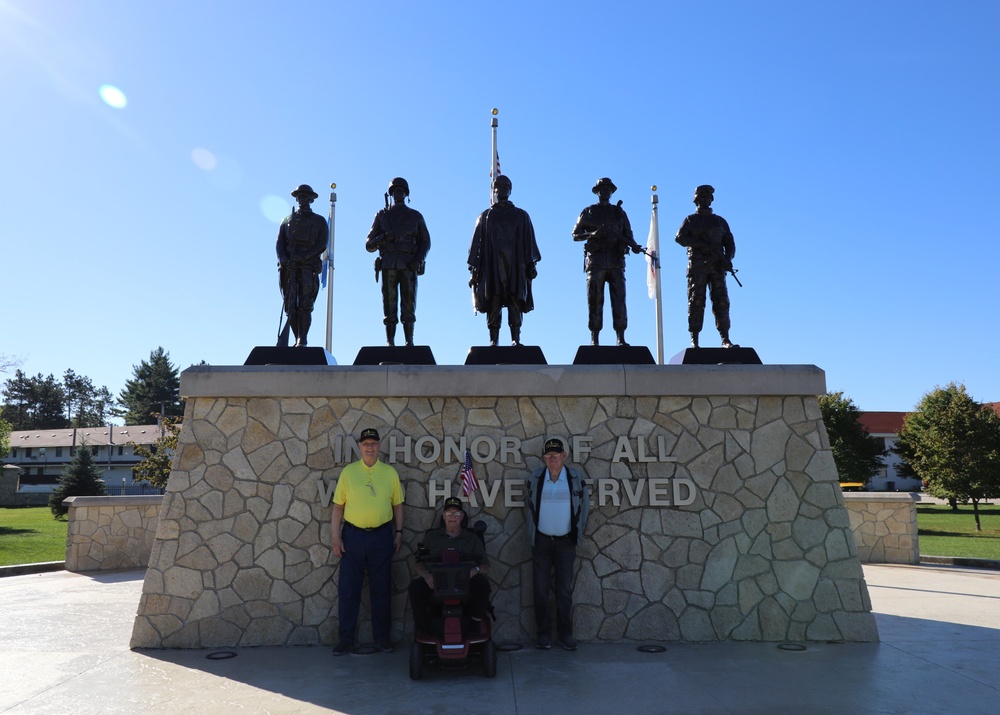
[917,503,1000,560]
[0,507,68,567]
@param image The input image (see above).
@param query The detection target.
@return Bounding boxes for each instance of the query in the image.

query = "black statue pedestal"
[670,347,762,365]
[244,346,337,366]
[465,346,547,366]
[353,346,436,366]
[573,345,655,365]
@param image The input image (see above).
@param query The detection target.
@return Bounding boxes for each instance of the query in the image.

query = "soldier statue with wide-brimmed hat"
[276,184,328,347]
[572,177,644,346]
[365,177,431,346]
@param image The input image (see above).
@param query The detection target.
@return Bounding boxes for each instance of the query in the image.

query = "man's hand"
[331,536,345,559]
[393,532,402,553]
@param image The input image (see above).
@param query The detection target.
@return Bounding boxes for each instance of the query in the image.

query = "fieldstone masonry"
[130,364,879,648]
[64,496,161,572]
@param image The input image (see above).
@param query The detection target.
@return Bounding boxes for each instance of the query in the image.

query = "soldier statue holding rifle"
[674,184,738,348]
[366,177,431,347]
[572,177,644,346]
[276,184,328,348]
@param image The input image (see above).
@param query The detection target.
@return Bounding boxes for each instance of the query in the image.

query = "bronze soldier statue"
[468,175,541,346]
[674,184,736,348]
[276,184,328,347]
[365,177,431,346]
[572,178,644,346]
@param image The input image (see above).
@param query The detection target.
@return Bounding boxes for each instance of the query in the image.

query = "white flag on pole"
[646,204,659,299]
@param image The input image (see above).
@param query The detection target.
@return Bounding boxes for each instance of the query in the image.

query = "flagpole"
[324,182,337,353]
[650,186,664,364]
[490,107,499,205]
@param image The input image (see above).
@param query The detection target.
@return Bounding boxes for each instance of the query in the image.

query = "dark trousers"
[587,267,628,333]
[486,295,522,330]
[338,522,394,644]
[409,575,491,635]
[532,534,577,639]
[381,268,417,326]
[687,271,730,334]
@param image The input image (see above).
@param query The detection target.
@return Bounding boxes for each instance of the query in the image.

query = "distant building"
[856,412,920,492]
[2,424,167,494]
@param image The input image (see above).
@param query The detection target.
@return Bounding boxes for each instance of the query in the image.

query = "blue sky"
[2,0,997,416]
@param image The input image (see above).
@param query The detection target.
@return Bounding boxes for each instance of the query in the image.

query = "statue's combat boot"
[385,324,396,347]
[489,328,500,347]
[720,330,734,348]
[295,315,311,347]
[510,326,521,346]
[690,331,700,348]
[403,323,414,347]
[616,330,628,347]
[590,331,600,346]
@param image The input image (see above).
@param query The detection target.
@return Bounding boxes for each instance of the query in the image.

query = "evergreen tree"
[0,417,11,457]
[818,391,886,486]
[130,416,180,488]
[118,347,182,425]
[894,383,1000,531]
[0,371,67,430]
[49,442,107,519]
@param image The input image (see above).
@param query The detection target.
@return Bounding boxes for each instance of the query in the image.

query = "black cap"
[543,438,565,454]
[358,428,380,443]
[443,496,464,512]
[291,184,318,199]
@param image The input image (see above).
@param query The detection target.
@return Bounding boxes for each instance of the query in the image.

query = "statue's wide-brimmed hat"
[694,184,715,196]
[592,177,617,194]
[291,184,318,199]
[388,177,410,196]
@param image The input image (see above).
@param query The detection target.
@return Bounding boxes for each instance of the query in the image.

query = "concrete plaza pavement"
[2,563,1000,714]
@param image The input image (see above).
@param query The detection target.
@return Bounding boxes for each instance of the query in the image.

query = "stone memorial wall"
[130,364,878,648]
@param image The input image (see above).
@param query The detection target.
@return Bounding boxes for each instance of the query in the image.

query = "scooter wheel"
[483,640,497,678]
[409,642,424,681]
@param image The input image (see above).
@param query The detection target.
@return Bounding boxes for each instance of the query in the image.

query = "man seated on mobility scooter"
[409,496,496,679]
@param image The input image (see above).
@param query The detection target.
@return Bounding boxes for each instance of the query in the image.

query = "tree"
[48,442,107,519]
[894,383,1000,531]
[819,391,886,487]
[118,347,182,425]
[1,369,117,430]
[0,417,10,458]
[130,416,180,488]
[0,370,67,430]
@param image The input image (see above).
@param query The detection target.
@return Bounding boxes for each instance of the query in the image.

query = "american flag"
[459,449,480,496]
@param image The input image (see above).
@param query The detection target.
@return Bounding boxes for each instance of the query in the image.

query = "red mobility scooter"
[409,519,497,680]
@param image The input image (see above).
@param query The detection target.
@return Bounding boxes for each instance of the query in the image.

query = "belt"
[345,521,391,532]
[538,532,572,541]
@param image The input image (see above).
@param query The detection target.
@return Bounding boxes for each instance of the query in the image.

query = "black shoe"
[536,634,551,650]
[332,641,352,656]
[375,639,395,653]
[558,636,578,651]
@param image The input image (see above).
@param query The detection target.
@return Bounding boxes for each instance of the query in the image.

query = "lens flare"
[260,195,290,224]
[98,84,127,109]
[191,148,217,171]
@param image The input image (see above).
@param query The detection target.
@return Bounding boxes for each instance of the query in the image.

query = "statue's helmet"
[493,174,512,189]
[388,177,410,196]
[694,184,715,199]
[592,177,617,195]
[291,184,318,200]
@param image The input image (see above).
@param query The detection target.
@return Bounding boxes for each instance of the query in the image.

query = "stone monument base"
[465,345,547,365]
[671,346,762,365]
[244,346,336,366]
[573,345,655,365]
[353,346,436,366]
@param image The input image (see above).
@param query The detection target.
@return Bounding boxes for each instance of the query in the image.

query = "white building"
[2,424,167,494]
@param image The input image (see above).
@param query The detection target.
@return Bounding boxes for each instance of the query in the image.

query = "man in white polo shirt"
[524,438,591,650]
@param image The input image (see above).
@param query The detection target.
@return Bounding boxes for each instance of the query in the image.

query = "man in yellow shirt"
[330,428,404,655]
